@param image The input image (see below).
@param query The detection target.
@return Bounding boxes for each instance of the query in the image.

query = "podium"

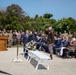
[0,36,8,51]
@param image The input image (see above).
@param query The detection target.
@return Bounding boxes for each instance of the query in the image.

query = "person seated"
[67,38,76,58]
[52,36,62,54]
[36,34,46,50]
[74,49,76,58]
[59,36,70,57]
[42,44,49,52]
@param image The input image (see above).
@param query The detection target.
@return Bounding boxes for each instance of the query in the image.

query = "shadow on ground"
[0,70,12,75]
[24,55,47,70]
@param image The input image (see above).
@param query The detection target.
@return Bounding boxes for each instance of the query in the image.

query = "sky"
[0,0,76,20]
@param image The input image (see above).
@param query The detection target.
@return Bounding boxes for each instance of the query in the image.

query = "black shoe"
[50,55,53,59]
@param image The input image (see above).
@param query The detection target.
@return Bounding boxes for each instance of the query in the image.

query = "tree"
[6,4,25,17]
[0,10,7,29]
[43,13,53,19]
[35,14,39,19]
[5,4,27,30]
[0,4,76,33]
[55,17,76,33]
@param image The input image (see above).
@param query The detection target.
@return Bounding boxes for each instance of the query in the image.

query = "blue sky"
[0,0,76,20]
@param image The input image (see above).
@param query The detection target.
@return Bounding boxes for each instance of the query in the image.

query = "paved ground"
[0,47,76,75]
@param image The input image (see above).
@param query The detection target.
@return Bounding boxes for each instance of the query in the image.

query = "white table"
[27,50,50,70]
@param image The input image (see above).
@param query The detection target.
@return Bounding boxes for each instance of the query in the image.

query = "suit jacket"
[23,34,30,45]
[61,40,69,47]
[56,39,62,47]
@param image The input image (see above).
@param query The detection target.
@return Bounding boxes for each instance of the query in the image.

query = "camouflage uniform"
[46,30,54,59]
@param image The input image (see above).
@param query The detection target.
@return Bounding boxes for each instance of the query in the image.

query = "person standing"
[8,30,13,47]
[0,30,2,36]
[23,30,30,45]
[23,30,30,53]
[13,30,18,45]
[3,29,8,36]
[46,26,54,59]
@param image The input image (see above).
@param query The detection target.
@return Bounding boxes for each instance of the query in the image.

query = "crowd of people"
[0,27,76,59]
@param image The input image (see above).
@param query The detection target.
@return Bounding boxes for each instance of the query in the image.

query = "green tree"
[0,4,76,33]
[6,4,25,17]
[55,17,76,33]
[43,13,53,19]
[0,10,7,29]
[5,4,26,30]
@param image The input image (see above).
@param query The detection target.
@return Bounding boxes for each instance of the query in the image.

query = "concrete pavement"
[0,47,76,75]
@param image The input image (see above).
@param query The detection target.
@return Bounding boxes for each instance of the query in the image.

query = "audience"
[0,29,76,59]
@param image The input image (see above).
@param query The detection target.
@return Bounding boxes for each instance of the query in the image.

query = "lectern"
[0,36,8,51]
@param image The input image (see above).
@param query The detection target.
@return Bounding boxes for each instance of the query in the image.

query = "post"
[17,42,18,60]
[13,38,22,62]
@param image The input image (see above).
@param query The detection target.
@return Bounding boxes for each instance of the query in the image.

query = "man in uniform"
[46,26,54,59]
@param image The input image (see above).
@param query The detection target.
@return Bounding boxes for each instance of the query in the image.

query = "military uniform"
[8,32,13,47]
[46,30,54,59]
[0,32,2,36]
